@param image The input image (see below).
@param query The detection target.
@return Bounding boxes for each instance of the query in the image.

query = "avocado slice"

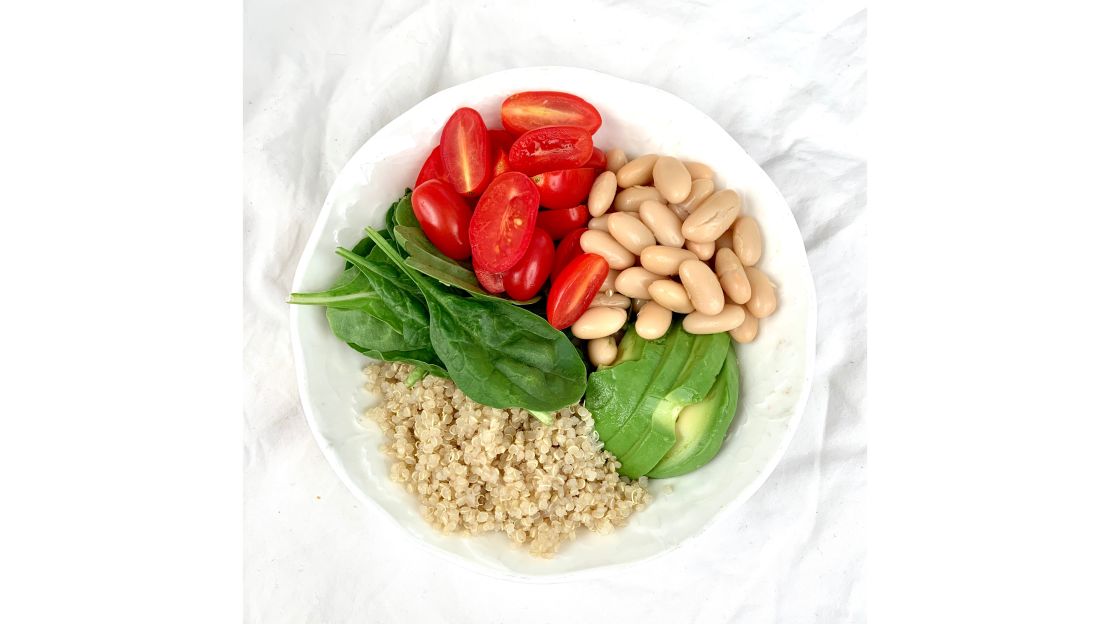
[647,351,739,478]
[587,331,668,442]
[615,332,732,478]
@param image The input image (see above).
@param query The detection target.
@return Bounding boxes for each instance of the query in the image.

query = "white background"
[245,1,865,622]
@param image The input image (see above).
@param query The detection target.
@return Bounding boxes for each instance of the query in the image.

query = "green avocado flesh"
[647,351,739,478]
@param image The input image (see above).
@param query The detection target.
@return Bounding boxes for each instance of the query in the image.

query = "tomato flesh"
[501,91,602,135]
[474,267,505,294]
[508,126,593,176]
[547,253,609,330]
[503,227,554,301]
[537,205,589,241]
[488,129,514,176]
[551,227,587,279]
[440,107,491,197]
[411,180,473,260]
[415,146,448,188]
[532,168,597,209]
[585,147,606,169]
[468,172,540,272]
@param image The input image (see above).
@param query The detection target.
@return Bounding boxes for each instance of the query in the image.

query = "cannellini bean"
[601,269,620,293]
[616,154,658,188]
[635,302,672,340]
[588,336,619,367]
[686,239,715,261]
[589,291,632,309]
[605,148,628,173]
[683,161,715,180]
[615,266,664,299]
[607,212,656,255]
[640,245,698,276]
[682,189,741,243]
[678,259,725,315]
[647,280,695,314]
[571,307,627,339]
[588,171,617,217]
[588,215,610,232]
[580,230,635,270]
[715,248,752,305]
[638,200,685,247]
[614,185,663,212]
[631,298,650,313]
[683,304,746,334]
[652,156,692,204]
[715,227,734,250]
[732,216,763,266]
[673,178,715,213]
[729,309,759,343]
[744,266,778,318]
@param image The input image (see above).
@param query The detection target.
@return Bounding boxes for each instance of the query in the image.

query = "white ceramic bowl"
[290,66,816,580]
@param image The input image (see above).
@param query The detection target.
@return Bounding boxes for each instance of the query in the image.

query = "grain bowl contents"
[363,361,650,557]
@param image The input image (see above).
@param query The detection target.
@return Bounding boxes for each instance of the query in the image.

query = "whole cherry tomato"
[508,126,593,176]
[501,91,602,135]
[537,205,589,240]
[585,147,606,169]
[551,227,587,279]
[532,168,597,209]
[415,146,448,188]
[410,180,473,260]
[503,227,554,301]
[474,267,505,294]
[440,107,491,197]
[546,253,609,330]
[468,171,540,272]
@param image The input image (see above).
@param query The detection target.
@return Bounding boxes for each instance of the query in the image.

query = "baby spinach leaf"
[390,190,419,229]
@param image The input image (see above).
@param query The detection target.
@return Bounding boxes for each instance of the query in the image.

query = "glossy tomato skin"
[546,253,609,330]
[474,267,506,294]
[532,168,597,209]
[585,147,606,169]
[411,180,473,260]
[503,227,554,301]
[501,91,602,135]
[551,227,587,279]
[468,171,541,272]
[488,129,514,177]
[508,126,593,176]
[415,146,448,187]
[440,107,491,197]
[537,205,589,241]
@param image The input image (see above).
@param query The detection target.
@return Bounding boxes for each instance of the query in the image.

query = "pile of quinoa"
[362,362,650,557]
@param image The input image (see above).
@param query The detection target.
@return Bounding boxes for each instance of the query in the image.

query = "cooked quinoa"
[362,362,650,557]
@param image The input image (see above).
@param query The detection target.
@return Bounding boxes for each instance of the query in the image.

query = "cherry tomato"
[551,227,587,279]
[440,107,491,197]
[468,171,540,272]
[537,205,589,241]
[501,91,602,135]
[488,129,516,150]
[410,180,473,260]
[547,253,609,330]
[585,147,606,169]
[503,227,554,301]
[474,267,505,294]
[508,126,593,176]
[415,146,448,188]
[532,168,597,209]
[488,129,514,176]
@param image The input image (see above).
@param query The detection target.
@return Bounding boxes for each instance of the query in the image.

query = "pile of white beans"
[571,150,780,368]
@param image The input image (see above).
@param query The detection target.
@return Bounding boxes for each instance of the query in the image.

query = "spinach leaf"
[363,228,586,413]
[390,190,420,229]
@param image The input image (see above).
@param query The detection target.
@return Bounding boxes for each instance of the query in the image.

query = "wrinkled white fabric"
[244,1,866,622]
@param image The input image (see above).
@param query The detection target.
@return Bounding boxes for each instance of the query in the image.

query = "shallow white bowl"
[290,66,816,580]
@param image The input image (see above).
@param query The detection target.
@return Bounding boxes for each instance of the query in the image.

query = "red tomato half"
[532,168,597,209]
[468,172,540,272]
[547,253,609,330]
[411,180,473,260]
[440,108,491,197]
[585,147,606,169]
[474,267,505,294]
[551,227,587,279]
[488,129,514,177]
[501,91,602,135]
[537,205,589,241]
[488,129,516,150]
[415,146,448,188]
[503,227,554,301]
[508,126,593,176]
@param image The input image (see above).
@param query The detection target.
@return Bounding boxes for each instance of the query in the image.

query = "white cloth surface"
[244,1,866,622]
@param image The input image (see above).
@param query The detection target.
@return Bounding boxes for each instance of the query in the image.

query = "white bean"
[678,259,725,315]
[572,307,627,339]
[589,291,632,309]
[729,309,759,343]
[587,171,617,217]
[714,248,751,304]
[616,154,658,188]
[635,302,672,340]
[607,212,656,255]
[580,230,635,270]
[732,216,763,266]
[588,336,619,367]
[652,156,693,204]
[744,266,777,318]
[686,239,715,261]
[615,266,664,299]
[640,245,698,276]
[682,189,741,243]
[683,304,746,334]
[605,148,628,173]
[614,186,663,212]
[647,280,695,314]
[638,200,685,247]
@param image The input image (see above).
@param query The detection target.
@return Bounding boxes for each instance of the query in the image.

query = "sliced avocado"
[615,333,732,478]
[587,332,667,442]
[647,352,739,478]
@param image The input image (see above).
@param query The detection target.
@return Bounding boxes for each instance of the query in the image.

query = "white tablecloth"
[244,1,866,621]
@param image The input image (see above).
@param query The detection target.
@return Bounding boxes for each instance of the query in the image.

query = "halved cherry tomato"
[469,171,540,272]
[488,129,516,150]
[440,108,491,197]
[585,147,606,169]
[488,129,514,177]
[474,267,505,294]
[547,253,609,330]
[411,180,473,260]
[551,227,587,279]
[415,146,448,188]
[503,227,554,301]
[508,126,593,176]
[537,205,589,241]
[532,168,597,209]
[501,91,602,135]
